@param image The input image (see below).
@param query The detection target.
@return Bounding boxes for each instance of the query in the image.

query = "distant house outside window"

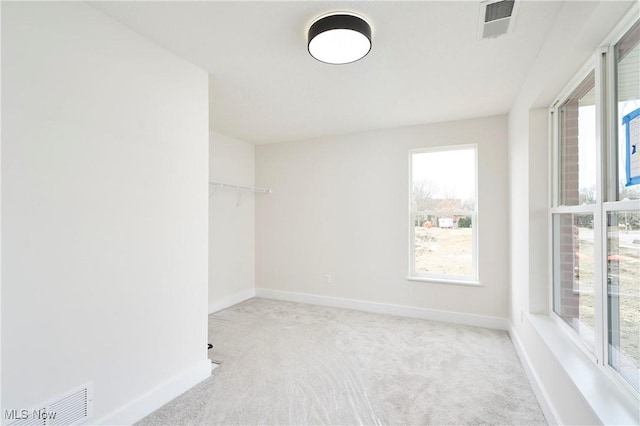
[409,146,478,283]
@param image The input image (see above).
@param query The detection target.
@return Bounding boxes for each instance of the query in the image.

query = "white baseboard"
[255,288,508,330]
[509,324,561,425]
[208,288,255,314]
[93,359,211,425]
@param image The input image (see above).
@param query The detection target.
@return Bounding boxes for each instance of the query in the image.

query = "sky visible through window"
[578,104,596,194]
[575,100,639,200]
[412,148,475,203]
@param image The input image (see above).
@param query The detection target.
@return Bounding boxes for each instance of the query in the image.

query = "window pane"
[615,21,640,200]
[607,210,640,392]
[414,214,473,277]
[553,213,595,352]
[412,149,476,211]
[559,71,596,206]
[411,148,476,279]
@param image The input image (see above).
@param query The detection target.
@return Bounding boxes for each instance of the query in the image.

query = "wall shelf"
[209,181,272,194]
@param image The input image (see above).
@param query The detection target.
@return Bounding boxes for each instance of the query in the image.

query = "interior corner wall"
[507,106,550,318]
[256,115,509,319]
[2,2,209,423]
[208,131,256,313]
[0,1,4,418]
[527,108,550,314]
[507,105,530,324]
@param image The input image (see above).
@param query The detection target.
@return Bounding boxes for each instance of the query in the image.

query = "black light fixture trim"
[308,13,372,64]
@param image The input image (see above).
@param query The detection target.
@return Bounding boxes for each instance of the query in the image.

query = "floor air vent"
[47,384,92,426]
[5,383,93,426]
[479,0,517,39]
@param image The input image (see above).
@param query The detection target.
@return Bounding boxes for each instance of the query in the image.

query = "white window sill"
[406,276,481,287]
[527,314,639,425]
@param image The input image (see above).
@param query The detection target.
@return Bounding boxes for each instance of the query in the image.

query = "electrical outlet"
[324,274,332,284]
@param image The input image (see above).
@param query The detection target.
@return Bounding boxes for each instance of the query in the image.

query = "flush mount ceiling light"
[308,13,372,64]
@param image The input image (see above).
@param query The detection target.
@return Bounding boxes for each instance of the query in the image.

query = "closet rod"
[209,181,272,194]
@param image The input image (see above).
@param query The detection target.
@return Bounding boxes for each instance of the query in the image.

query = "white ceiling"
[91,1,599,144]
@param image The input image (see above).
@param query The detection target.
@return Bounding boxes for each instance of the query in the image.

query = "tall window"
[551,19,639,394]
[409,146,477,282]
[552,70,597,353]
[609,19,639,394]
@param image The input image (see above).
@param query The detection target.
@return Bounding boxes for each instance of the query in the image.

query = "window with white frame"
[550,19,639,395]
[409,146,477,282]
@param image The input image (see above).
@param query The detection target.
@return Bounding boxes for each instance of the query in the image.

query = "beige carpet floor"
[137,298,546,425]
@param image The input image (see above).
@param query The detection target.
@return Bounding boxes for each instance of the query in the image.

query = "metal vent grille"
[47,386,91,426]
[479,0,517,39]
[5,410,47,426]
[485,0,515,23]
[5,383,93,426]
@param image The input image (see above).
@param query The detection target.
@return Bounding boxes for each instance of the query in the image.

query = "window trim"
[407,144,479,284]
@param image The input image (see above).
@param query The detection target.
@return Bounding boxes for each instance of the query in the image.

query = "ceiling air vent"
[479,0,517,40]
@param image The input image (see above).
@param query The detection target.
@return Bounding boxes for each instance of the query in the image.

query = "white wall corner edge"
[92,359,211,426]
[208,288,256,315]
[508,324,562,426]
[255,288,509,331]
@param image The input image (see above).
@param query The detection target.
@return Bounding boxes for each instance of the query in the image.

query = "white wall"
[2,2,209,423]
[0,1,4,417]
[507,1,637,424]
[209,131,255,313]
[256,116,509,321]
